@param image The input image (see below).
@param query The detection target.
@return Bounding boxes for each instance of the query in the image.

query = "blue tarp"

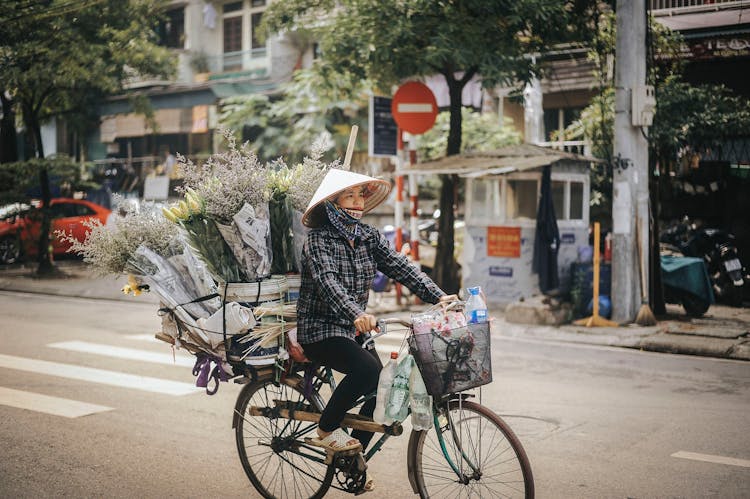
[661,255,715,304]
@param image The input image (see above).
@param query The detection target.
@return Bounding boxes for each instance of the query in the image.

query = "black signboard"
[369,95,398,157]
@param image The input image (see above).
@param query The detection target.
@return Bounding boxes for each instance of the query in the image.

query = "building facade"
[86,0,311,189]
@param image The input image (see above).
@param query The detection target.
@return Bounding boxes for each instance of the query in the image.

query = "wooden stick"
[247,405,403,436]
[342,125,358,170]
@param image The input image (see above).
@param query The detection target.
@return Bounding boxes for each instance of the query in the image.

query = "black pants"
[302,336,382,450]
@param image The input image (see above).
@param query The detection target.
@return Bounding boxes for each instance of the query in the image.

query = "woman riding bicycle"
[296,169,456,464]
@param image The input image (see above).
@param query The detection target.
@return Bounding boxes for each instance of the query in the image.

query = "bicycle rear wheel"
[408,399,534,498]
[234,376,334,499]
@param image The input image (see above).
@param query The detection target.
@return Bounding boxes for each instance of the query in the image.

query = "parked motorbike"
[659,251,713,317]
[660,218,747,307]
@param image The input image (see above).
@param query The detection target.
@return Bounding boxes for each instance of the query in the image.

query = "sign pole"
[408,138,419,263]
[394,129,404,305]
[390,81,438,306]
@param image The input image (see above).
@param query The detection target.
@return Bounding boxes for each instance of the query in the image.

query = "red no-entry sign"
[391,81,438,135]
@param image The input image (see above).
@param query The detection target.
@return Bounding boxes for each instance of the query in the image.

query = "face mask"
[342,207,363,220]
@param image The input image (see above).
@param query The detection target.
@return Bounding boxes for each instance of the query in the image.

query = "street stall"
[406,144,594,305]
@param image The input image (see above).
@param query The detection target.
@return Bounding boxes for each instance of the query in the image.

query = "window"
[222,0,268,72]
[570,181,584,220]
[223,17,243,52]
[506,179,538,220]
[552,180,565,219]
[549,178,586,221]
[468,178,501,222]
[157,7,185,49]
[251,12,265,51]
[50,203,94,219]
[544,107,583,141]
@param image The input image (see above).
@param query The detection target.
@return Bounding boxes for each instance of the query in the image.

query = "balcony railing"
[201,48,268,75]
[539,140,590,157]
[650,0,745,12]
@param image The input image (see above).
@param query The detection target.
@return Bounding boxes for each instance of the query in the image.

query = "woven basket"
[218,276,288,304]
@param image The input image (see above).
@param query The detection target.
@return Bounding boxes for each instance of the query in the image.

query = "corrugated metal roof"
[403,143,599,176]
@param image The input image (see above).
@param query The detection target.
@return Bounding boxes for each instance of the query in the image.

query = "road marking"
[124,334,160,342]
[0,354,200,396]
[671,451,750,468]
[397,103,433,113]
[0,386,113,418]
[48,341,194,367]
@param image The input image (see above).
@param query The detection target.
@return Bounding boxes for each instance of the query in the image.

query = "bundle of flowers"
[58,199,180,277]
[268,139,343,273]
[62,130,350,393]
[175,128,272,281]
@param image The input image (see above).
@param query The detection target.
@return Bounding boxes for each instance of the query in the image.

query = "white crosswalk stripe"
[48,340,195,367]
[0,386,113,418]
[1,332,408,419]
[0,353,201,396]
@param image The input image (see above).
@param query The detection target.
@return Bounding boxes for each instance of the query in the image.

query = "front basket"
[407,322,492,399]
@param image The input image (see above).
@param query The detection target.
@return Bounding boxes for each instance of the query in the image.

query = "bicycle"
[231,315,534,498]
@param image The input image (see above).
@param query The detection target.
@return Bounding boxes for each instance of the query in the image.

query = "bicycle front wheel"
[234,376,334,499]
[408,399,534,498]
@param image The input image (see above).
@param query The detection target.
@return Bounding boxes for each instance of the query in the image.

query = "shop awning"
[403,143,599,177]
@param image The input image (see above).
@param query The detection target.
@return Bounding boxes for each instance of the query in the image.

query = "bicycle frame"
[311,364,481,482]
[244,314,482,486]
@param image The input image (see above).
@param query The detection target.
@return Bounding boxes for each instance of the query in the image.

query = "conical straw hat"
[302,169,391,228]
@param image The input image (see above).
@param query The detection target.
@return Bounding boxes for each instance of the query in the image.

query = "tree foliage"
[220,68,370,163]
[262,0,604,292]
[417,109,522,163]
[0,157,99,205]
[0,0,175,273]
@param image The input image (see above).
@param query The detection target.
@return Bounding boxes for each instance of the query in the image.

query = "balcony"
[539,140,590,157]
[194,48,269,81]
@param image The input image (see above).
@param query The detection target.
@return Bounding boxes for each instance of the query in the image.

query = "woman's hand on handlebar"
[354,313,379,335]
[439,294,460,309]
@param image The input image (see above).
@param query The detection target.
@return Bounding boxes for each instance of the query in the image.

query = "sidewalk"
[1,260,748,361]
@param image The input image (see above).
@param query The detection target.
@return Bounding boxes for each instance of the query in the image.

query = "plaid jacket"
[296,223,445,344]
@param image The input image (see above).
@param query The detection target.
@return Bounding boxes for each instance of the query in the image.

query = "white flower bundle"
[58,200,180,276]
[177,128,269,225]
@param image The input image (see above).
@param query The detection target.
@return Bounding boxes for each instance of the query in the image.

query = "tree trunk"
[431,75,465,294]
[650,163,665,314]
[26,109,54,275]
[0,92,18,163]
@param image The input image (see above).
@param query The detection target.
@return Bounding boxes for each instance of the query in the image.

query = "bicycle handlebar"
[360,318,412,349]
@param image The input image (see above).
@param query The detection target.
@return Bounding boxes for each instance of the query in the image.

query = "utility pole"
[612,0,651,323]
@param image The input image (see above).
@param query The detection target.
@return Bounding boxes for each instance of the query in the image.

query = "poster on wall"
[487,226,521,258]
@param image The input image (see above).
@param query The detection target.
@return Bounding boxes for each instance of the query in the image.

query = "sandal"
[363,473,374,492]
[307,428,362,453]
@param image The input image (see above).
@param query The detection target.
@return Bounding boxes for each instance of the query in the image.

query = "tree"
[0,0,174,274]
[220,67,371,163]
[263,0,604,292]
[560,12,750,312]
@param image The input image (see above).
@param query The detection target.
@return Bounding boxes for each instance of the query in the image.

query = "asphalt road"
[0,291,748,498]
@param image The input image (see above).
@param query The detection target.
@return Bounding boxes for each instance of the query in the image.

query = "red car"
[0,198,111,264]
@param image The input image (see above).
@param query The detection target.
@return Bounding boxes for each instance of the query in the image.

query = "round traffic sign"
[391,81,438,135]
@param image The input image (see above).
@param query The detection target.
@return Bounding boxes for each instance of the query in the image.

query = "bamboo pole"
[342,125,358,170]
[248,404,403,436]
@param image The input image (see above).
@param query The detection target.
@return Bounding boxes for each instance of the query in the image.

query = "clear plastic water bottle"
[373,352,398,425]
[465,286,488,324]
[409,366,433,431]
[386,355,413,422]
